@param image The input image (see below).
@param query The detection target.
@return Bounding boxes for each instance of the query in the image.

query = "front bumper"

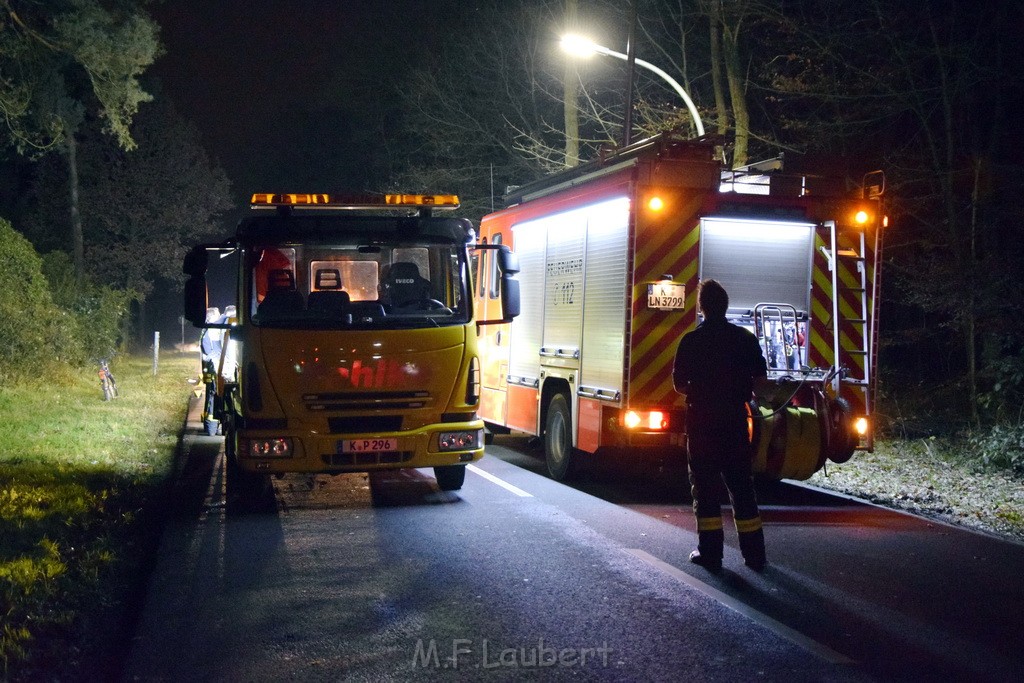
[234,420,484,474]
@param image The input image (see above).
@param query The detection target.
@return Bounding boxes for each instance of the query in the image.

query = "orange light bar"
[250,193,460,209]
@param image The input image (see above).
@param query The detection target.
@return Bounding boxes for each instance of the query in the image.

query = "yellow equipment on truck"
[475,134,885,481]
[183,193,520,504]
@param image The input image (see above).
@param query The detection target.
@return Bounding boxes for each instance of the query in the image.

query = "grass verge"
[0,352,198,681]
[808,436,1024,543]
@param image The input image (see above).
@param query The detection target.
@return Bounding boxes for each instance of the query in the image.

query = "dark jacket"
[673,317,767,410]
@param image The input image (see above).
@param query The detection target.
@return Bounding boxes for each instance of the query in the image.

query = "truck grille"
[328,416,403,433]
[304,390,430,412]
[321,451,414,468]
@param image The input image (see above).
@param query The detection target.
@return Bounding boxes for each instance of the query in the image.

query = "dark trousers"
[687,405,765,563]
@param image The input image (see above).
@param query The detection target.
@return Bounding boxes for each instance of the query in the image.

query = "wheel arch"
[540,377,574,443]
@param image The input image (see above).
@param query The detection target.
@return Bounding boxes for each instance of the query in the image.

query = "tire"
[827,397,856,463]
[434,465,467,491]
[544,393,576,481]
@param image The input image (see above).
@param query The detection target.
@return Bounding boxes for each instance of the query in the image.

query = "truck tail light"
[623,410,669,431]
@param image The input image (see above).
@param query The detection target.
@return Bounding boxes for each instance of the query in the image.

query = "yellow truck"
[183,194,519,504]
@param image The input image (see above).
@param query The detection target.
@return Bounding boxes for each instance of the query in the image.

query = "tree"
[0,0,160,281]
[748,0,1024,428]
[563,0,581,167]
[390,0,695,215]
[386,0,576,216]
[24,95,232,342]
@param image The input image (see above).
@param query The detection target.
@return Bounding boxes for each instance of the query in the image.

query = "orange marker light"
[648,196,665,212]
[854,210,870,225]
[854,416,869,436]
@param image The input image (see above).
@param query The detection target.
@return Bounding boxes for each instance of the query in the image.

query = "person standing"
[673,279,768,572]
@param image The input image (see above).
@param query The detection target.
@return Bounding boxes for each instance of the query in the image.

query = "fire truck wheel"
[434,465,466,491]
[828,397,856,463]
[545,393,577,481]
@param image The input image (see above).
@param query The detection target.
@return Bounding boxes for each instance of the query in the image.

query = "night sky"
[150,1,458,204]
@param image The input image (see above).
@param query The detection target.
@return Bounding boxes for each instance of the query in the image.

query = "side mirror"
[183,276,209,327]
[500,274,520,321]
[472,243,520,324]
[183,242,236,327]
[497,247,520,276]
[183,246,208,277]
[497,246,520,320]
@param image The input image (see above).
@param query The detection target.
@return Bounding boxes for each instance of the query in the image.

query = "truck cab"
[183,194,519,503]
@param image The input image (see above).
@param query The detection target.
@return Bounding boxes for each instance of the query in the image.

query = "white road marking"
[467,464,533,497]
[626,548,857,666]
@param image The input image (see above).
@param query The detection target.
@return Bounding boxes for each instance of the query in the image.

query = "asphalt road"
[122,400,1024,682]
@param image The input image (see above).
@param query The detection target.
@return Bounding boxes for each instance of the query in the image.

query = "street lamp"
[560,34,705,138]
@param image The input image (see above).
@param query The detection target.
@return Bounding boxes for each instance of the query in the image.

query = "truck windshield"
[247,240,470,329]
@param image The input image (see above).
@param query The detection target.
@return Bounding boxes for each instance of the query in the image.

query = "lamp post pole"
[623,1,637,146]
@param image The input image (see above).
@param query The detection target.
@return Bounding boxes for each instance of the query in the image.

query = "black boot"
[737,522,766,571]
[691,522,724,572]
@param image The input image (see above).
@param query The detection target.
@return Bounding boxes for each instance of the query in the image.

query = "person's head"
[697,279,728,319]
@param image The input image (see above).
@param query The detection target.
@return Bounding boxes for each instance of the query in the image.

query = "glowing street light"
[560,34,705,138]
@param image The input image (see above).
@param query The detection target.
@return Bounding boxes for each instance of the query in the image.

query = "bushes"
[968,425,1024,476]
[0,218,130,382]
[41,251,135,362]
[0,219,75,380]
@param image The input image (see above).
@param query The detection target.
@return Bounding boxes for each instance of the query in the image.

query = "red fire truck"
[474,134,885,481]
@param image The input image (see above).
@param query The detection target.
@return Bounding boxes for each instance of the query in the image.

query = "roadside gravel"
[806,437,1024,544]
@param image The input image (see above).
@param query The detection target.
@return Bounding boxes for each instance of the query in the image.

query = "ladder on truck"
[826,219,874,450]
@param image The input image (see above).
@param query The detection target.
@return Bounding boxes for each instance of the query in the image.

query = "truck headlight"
[438,430,482,452]
[240,437,293,457]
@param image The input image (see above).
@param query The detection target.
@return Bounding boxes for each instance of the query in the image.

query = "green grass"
[0,352,198,681]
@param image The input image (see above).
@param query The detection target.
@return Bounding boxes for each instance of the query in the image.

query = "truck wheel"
[544,393,576,481]
[434,465,466,491]
[827,397,856,463]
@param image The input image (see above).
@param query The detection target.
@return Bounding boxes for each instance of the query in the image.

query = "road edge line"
[467,464,533,497]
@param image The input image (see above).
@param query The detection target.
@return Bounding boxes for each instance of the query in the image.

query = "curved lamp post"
[560,34,705,138]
